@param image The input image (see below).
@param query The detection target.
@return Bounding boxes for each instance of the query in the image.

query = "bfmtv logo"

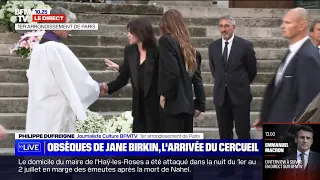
[14,9,50,23]
[17,142,41,152]
[119,134,138,138]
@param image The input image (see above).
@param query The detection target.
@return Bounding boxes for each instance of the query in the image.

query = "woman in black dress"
[103,18,161,133]
[158,9,206,133]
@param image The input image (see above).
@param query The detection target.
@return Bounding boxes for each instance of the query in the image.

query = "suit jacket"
[279,151,320,180]
[208,35,257,106]
[158,34,205,115]
[107,44,160,132]
[260,39,320,128]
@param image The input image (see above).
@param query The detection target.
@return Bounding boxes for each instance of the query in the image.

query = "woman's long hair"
[159,9,197,74]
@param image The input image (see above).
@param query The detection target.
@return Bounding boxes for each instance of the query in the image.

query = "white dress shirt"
[297,149,310,169]
[275,36,309,86]
[221,33,235,60]
[312,41,320,55]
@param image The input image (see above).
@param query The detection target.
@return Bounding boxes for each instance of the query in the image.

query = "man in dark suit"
[208,15,257,140]
[309,19,320,52]
[254,8,320,135]
[280,125,320,180]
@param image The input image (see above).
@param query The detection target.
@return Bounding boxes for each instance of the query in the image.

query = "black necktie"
[223,41,229,65]
[300,153,305,169]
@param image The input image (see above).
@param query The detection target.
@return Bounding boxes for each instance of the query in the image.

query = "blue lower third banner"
[0,156,263,180]
[15,139,263,156]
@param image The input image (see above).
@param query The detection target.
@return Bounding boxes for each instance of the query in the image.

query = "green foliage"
[14,46,29,58]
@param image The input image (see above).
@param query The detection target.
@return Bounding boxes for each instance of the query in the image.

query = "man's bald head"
[288,8,309,24]
[281,7,309,43]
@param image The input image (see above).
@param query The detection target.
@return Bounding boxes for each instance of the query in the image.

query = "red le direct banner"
[32,14,66,23]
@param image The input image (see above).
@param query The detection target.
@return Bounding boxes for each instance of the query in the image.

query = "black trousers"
[215,88,251,139]
[160,109,193,133]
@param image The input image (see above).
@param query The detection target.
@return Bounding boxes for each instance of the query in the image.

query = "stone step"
[0,33,288,48]
[0,27,285,43]
[0,44,14,56]
[0,148,14,156]
[0,56,280,72]
[163,6,320,18]
[75,46,286,60]
[0,113,26,130]
[0,33,20,44]
[150,0,214,6]
[0,23,285,43]
[47,2,320,19]
[0,25,7,33]
[0,69,274,84]
[194,111,260,128]
[0,42,287,60]
[21,45,282,60]
[0,128,262,148]
[0,97,263,113]
[0,44,286,60]
[0,83,267,97]
[70,25,282,38]
[75,14,282,27]
[195,127,262,139]
[0,111,260,130]
[0,130,22,149]
[199,60,279,73]
[66,36,288,48]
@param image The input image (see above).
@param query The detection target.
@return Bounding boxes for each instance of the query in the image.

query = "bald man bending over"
[254,8,320,134]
